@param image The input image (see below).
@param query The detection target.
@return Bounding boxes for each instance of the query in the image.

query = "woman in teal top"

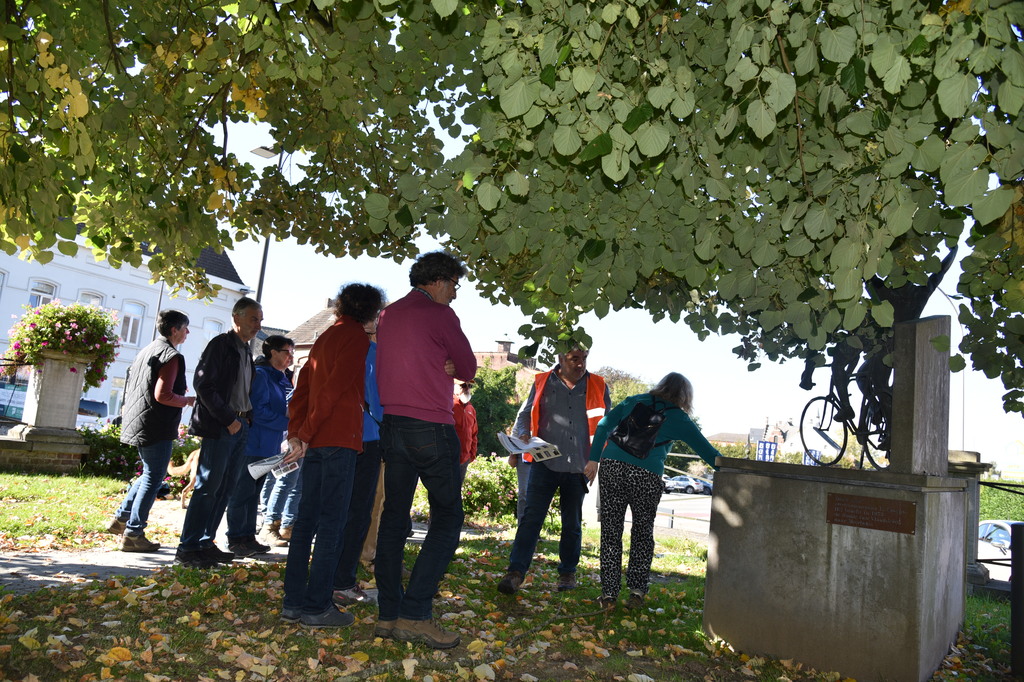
[584,372,720,609]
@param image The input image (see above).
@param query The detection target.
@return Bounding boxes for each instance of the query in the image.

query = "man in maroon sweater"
[375,251,477,649]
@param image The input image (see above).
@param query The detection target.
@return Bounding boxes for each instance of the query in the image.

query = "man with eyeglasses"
[375,251,477,649]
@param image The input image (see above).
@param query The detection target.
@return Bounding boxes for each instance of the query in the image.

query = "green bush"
[461,455,519,521]
[979,482,1024,522]
[79,423,200,495]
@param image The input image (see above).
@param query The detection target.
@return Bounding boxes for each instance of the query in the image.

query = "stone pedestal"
[948,450,993,588]
[703,459,966,682]
[891,316,950,476]
[7,351,90,452]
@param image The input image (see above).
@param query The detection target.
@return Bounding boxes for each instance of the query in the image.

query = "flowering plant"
[3,301,120,390]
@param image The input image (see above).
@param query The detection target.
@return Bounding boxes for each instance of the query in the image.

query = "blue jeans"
[283,446,357,614]
[177,422,249,551]
[376,415,464,622]
[507,462,587,576]
[261,464,302,527]
[116,440,173,536]
[515,457,532,520]
[226,454,273,541]
[334,440,382,590]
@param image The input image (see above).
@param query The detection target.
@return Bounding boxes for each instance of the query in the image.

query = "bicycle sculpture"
[797,248,958,470]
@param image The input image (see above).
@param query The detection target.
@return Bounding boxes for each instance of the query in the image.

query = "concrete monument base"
[703,458,966,682]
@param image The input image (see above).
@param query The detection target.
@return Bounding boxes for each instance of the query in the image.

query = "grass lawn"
[0,472,1015,681]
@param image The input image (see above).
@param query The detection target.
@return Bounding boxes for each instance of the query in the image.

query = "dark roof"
[255,326,290,344]
[287,308,335,345]
[196,247,245,286]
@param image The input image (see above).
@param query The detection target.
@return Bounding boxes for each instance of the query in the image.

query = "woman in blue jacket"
[584,372,720,610]
[225,335,294,557]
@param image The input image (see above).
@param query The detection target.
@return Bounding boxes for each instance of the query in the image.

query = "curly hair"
[409,251,468,287]
[334,283,385,324]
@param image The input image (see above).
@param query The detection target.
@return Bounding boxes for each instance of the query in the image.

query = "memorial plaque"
[826,493,916,535]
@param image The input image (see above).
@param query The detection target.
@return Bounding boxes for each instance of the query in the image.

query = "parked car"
[664,474,705,495]
[978,519,1014,582]
[76,398,109,430]
[694,477,713,495]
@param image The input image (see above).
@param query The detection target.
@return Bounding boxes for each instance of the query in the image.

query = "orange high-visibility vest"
[524,371,607,462]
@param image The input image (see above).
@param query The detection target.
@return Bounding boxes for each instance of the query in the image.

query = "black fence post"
[1012,523,1023,676]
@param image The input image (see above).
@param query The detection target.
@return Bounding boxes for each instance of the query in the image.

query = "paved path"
[0,495,710,596]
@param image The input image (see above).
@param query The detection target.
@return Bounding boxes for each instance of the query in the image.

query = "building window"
[204,318,223,340]
[79,291,104,307]
[119,302,145,346]
[28,281,56,308]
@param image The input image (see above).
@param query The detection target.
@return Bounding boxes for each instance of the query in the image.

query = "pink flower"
[41,341,48,346]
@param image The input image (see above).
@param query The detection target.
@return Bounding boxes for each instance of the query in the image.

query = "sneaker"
[200,545,235,565]
[374,619,396,639]
[393,617,460,649]
[597,595,616,609]
[625,591,645,610]
[228,537,270,558]
[280,606,302,623]
[497,570,523,595]
[105,516,126,535]
[333,586,376,606]
[174,548,218,569]
[300,606,355,628]
[557,573,577,591]
[121,534,160,553]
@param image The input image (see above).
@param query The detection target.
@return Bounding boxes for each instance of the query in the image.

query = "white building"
[0,240,251,422]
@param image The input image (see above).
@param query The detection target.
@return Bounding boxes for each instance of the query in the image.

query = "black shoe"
[200,545,235,564]
[300,606,355,628]
[280,606,302,623]
[228,537,271,558]
[174,549,218,569]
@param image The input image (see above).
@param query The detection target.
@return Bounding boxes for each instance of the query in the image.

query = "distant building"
[0,241,251,421]
[707,432,752,449]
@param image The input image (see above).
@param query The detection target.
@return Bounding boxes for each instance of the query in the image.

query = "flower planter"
[20,350,94,430]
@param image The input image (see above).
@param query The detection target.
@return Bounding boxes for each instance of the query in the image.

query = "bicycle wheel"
[858,395,891,470]
[800,396,848,466]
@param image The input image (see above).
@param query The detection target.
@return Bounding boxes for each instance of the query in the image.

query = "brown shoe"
[279,525,292,541]
[557,573,577,591]
[374,619,396,639]
[497,570,523,595]
[121,534,160,553]
[597,595,616,609]
[106,516,126,535]
[259,520,289,548]
[393,618,460,649]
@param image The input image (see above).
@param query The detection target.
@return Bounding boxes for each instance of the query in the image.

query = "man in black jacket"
[174,297,263,568]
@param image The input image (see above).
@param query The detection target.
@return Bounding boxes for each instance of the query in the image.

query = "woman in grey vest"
[105,310,196,552]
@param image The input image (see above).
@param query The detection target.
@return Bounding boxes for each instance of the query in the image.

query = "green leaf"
[937,73,978,118]
[972,187,1014,226]
[871,301,895,328]
[499,78,540,119]
[623,102,654,134]
[430,0,458,17]
[820,25,856,64]
[949,355,967,372]
[804,204,836,239]
[578,133,612,162]
[764,72,796,113]
[10,143,29,163]
[872,107,891,130]
[364,192,390,219]
[540,65,556,89]
[905,34,928,57]
[715,105,739,139]
[504,170,529,196]
[751,241,780,267]
[601,145,629,181]
[883,56,911,94]
[840,58,866,96]
[572,66,597,94]
[601,3,622,23]
[553,125,582,156]
[57,240,78,257]
[634,123,670,157]
[746,99,776,139]
[911,136,945,172]
[940,142,989,207]
[476,182,501,211]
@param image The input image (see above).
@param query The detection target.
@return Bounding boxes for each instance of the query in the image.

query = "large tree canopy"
[3,0,1024,409]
